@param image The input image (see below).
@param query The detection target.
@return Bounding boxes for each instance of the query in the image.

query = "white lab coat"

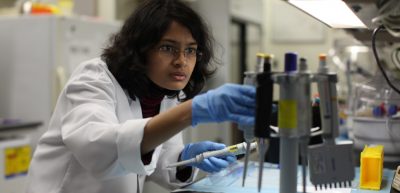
[26,58,197,193]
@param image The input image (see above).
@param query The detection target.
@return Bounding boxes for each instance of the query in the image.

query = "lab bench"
[0,120,42,149]
[0,121,41,132]
[172,161,397,193]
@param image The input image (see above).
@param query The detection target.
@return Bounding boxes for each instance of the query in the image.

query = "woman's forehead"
[159,21,197,44]
[158,39,197,46]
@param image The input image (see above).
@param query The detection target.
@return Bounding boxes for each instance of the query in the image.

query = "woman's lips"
[171,72,186,81]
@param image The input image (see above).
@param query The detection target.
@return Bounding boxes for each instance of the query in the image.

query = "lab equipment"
[308,140,354,189]
[322,0,400,168]
[274,52,301,193]
[173,161,396,193]
[309,54,355,190]
[360,145,384,190]
[351,74,400,165]
[0,136,31,193]
[392,166,400,191]
[298,57,312,193]
[240,71,257,187]
[239,53,265,187]
[167,141,257,168]
[191,84,256,126]
[249,52,355,193]
[315,54,340,138]
[254,53,274,192]
[179,141,237,173]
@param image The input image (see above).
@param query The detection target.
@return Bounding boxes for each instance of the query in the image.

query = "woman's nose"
[173,51,187,67]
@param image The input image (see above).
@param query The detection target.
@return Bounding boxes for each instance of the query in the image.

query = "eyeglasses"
[156,45,202,62]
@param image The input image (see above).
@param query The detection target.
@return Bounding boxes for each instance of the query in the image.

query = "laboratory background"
[0,0,399,193]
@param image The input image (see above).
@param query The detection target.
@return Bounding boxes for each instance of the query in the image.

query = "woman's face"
[146,21,198,91]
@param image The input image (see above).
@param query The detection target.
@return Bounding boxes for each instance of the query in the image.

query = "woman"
[26,0,255,193]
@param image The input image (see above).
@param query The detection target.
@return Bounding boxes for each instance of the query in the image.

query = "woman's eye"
[185,48,197,54]
[160,45,175,53]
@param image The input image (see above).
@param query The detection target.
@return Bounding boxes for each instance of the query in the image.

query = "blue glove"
[181,141,236,173]
[192,83,256,126]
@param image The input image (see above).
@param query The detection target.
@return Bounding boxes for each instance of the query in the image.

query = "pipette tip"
[241,141,252,187]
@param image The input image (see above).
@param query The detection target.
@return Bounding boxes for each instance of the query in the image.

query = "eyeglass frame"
[154,44,203,63]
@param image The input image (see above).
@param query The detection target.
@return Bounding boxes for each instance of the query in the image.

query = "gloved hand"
[181,141,236,173]
[192,83,256,126]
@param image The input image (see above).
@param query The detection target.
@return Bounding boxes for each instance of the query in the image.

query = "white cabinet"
[0,15,120,154]
[0,15,120,193]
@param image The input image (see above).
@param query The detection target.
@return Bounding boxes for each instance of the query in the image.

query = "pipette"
[240,72,256,187]
[240,53,264,187]
[309,54,355,189]
[254,54,273,192]
[298,57,312,193]
[274,52,303,193]
[166,141,257,168]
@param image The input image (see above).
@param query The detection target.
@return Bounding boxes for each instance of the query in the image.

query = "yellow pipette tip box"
[359,144,384,190]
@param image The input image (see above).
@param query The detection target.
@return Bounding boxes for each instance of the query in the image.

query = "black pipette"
[254,55,273,192]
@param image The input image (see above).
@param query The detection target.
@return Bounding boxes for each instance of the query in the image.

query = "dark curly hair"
[101,0,217,101]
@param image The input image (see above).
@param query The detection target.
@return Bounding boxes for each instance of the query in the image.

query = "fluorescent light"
[287,0,367,28]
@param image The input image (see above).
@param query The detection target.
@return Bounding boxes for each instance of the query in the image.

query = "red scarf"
[140,96,164,118]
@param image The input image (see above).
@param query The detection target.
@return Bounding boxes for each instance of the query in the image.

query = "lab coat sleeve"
[147,131,198,189]
[60,63,158,179]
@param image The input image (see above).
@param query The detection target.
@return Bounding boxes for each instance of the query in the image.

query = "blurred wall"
[262,0,353,99]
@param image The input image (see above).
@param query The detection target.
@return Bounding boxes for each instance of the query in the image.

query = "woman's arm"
[141,99,192,154]
[141,84,256,155]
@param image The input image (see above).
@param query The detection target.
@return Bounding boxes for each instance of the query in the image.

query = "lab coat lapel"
[114,88,139,122]
[104,71,136,122]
